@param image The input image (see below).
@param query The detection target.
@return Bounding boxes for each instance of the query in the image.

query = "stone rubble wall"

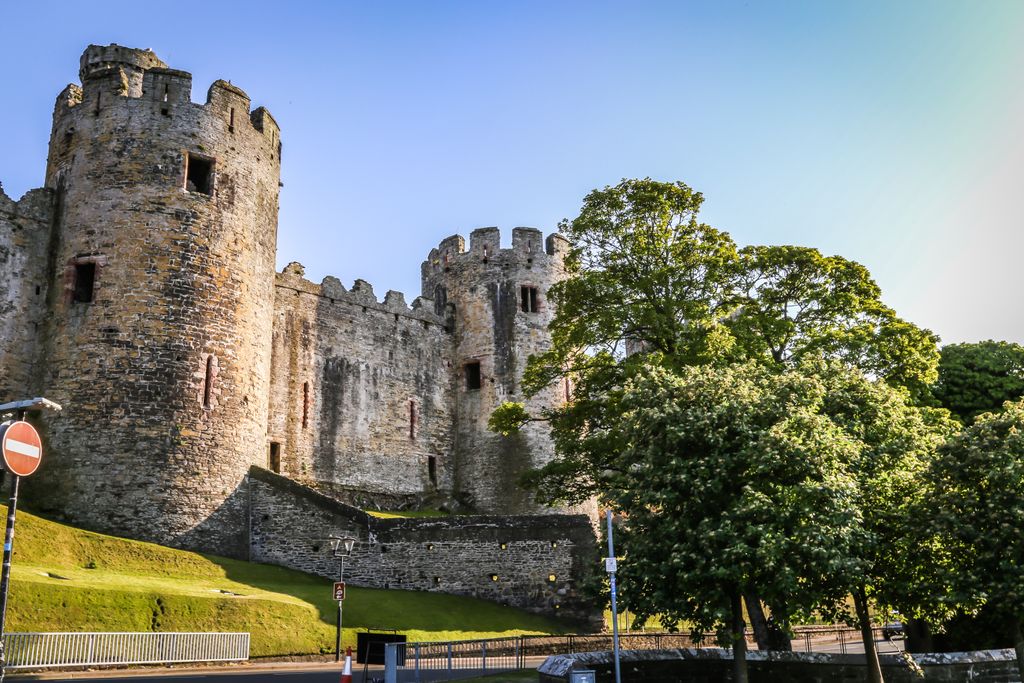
[0,187,53,403]
[268,265,455,507]
[248,466,597,620]
[538,647,1022,682]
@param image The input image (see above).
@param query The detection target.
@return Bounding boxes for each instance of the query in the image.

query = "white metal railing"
[1,632,250,670]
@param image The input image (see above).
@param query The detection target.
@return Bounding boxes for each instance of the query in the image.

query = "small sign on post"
[333,581,346,601]
[605,557,617,574]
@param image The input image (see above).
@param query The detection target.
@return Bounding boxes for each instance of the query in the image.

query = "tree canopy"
[925,399,1024,680]
[932,340,1024,423]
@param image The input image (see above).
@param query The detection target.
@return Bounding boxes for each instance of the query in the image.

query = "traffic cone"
[340,646,353,683]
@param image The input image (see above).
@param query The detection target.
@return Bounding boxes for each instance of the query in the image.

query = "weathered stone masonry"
[0,43,597,617]
[249,467,596,620]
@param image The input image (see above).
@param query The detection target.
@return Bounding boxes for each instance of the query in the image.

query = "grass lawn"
[4,505,573,656]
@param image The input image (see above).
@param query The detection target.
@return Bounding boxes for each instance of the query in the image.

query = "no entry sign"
[0,421,43,477]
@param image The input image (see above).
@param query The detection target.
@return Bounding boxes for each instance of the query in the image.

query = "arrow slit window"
[203,355,217,409]
[520,286,539,313]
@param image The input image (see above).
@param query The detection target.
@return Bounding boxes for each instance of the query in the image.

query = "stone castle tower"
[0,46,597,617]
[422,228,572,514]
[20,45,281,556]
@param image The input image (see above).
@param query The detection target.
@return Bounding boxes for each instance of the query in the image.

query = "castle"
[0,44,596,618]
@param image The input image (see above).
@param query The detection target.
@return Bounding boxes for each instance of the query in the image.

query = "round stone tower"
[26,44,280,557]
[422,227,585,515]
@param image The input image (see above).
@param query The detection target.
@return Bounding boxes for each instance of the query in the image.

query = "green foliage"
[609,362,864,638]
[5,505,572,655]
[729,245,940,401]
[932,340,1024,423]
[926,400,1024,617]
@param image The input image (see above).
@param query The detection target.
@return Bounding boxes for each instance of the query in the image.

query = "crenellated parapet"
[276,262,446,327]
[421,227,568,287]
[49,44,280,181]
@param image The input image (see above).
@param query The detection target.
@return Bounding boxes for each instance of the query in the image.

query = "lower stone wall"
[247,467,597,622]
[538,648,1021,682]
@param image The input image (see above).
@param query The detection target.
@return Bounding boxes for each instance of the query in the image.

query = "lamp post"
[328,535,356,662]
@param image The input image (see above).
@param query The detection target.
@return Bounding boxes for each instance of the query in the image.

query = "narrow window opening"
[428,456,437,487]
[465,362,481,390]
[228,107,235,133]
[185,153,215,195]
[302,382,310,428]
[162,84,169,103]
[564,377,571,403]
[520,286,539,313]
[409,400,416,440]
[34,285,40,296]
[73,263,96,303]
[94,92,101,116]
[269,442,281,473]
[482,245,489,261]
[203,355,214,409]
[161,107,169,117]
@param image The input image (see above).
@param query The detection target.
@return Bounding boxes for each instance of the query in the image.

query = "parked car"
[882,621,905,639]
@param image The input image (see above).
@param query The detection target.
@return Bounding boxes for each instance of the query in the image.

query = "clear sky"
[1,1,1022,345]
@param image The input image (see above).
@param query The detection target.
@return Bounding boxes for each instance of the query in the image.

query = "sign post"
[606,510,622,683]
[333,581,346,601]
[0,397,61,682]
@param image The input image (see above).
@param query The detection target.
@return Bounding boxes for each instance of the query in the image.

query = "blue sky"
[1,1,1022,344]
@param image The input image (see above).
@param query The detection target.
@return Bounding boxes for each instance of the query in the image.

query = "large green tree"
[609,362,862,683]
[491,178,945,661]
[932,340,1024,423]
[925,400,1024,681]
[728,245,940,402]
[812,363,958,681]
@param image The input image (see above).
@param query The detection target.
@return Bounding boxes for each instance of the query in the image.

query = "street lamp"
[327,535,356,662]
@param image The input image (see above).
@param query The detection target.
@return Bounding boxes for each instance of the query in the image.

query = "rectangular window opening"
[269,442,281,473]
[520,286,539,313]
[229,107,235,133]
[428,456,437,487]
[465,361,481,390]
[73,262,96,303]
[185,153,215,195]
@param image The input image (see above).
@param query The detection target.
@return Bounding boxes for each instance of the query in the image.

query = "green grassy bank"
[3,505,571,656]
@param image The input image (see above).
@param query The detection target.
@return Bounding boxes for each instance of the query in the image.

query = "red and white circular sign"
[1,421,43,477]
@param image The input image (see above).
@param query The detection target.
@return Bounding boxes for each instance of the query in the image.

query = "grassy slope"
[4,505,571,656]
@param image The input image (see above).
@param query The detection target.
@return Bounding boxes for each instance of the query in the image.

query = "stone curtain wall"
[24,45,280,558]
[538,648,1023,683]
[0,187,53,402]
[248,467,597,620]
[268,265,454,508]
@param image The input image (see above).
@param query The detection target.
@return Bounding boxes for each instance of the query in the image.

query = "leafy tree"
[813,363,958,682]
[728,245,940,402]
[926,400,1024,681]
[490,178,946,662]
[609,362,862,683]
[932,341,1024,423]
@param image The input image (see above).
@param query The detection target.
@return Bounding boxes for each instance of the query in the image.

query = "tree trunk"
[744,592,793,651]
[745,592,771,650]
[854,585,884,683]
[1012,616,1024,683]
[731,591,749,683]
[905,618,932,653]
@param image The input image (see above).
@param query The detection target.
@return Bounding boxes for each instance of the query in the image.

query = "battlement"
[56,44,279,146]
[276,262,446,326]
[0,184,54,224]
[422,227,569,278]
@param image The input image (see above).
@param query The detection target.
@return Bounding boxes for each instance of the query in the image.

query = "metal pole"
[0,474,20,682]
[606,510,622,683]
[335,555,345,662]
